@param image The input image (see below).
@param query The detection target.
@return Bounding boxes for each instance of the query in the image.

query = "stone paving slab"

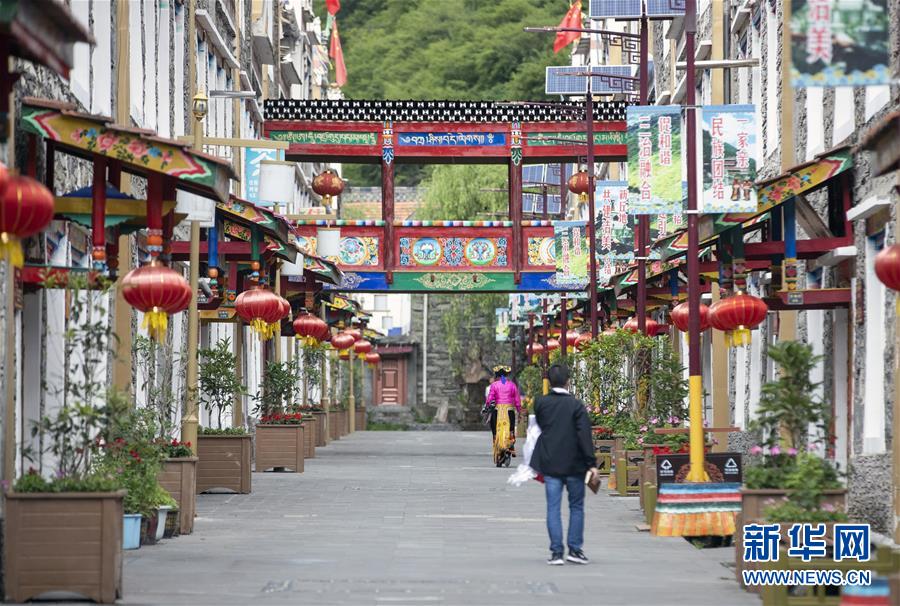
[119,431,759,606]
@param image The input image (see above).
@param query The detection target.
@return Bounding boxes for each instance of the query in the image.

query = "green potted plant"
[134,335,198,534]
[5,275,127,603]
[736,341,846,584]
[196,338,251,494]
[254,358,307,472]
[300,343,328,445]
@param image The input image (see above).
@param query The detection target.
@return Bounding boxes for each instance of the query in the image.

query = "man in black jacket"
[530,363,597,566]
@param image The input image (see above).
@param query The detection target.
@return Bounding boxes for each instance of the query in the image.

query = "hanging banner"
[627,105,684,215]
[554,221,589,287]
[495,307,510,342]
[790,0,890,87]
[244,148,284,205]
[595,181,635,262]
[508,293,542,325]
[701,105,758,213]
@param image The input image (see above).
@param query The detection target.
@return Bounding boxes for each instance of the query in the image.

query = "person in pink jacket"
[485,365,522,460]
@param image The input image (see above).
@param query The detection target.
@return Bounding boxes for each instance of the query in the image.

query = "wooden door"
[375,357,406,405]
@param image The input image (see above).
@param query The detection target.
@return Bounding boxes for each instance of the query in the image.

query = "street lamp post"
[182,91,209,454]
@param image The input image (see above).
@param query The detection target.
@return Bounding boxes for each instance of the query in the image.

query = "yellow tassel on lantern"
[731,327,751,347]
[142,307,169,341]
[250,318,269,338]
[0,234,24,268]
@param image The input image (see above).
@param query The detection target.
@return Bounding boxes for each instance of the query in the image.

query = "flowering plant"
[759,452,847,523]
[259,412,306,425]
[162,439,192,458]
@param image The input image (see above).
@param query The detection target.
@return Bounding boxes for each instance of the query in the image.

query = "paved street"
[121,431,758,605]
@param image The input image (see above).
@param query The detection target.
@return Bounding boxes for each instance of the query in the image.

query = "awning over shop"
[55,184,179,234]
[0,0,93,78]
[20,98,235,202]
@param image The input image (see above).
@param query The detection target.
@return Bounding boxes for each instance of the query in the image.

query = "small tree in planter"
[196,338,250,493]
[133,335,185,440]
[254,358,307,472]
[198,337,247,431]
[7,275,128,603]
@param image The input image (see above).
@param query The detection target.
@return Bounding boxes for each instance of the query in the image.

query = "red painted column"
[637,14,650,335]
[91,157,107,271]
[509,159,523,283]
[560,294,568,362]
[382,159,395,282]
[146,173,164,260]
[558,163,568,218]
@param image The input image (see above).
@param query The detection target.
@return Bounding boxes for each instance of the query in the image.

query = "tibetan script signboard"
[627,106,683,215]
[555,221,589,287]
[790,0,890,87]
[397,132,507,147]
[268,131,378,145]
[701,105,758,213]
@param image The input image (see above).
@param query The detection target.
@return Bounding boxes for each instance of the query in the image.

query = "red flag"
[326,0,340,15]
[330,19,347,87]
[553,1,583,54]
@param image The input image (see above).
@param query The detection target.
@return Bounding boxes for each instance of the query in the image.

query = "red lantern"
[709,293,768,347]
[669,302,710,343]
[344,327,362,343]
[293,312,329,346]
[567,169,590,203]
[0,174,55,267]
[312,169,345,208]
[546,337,560,351]
[122,261,192,340]
[338,349,351,361]
[562,330,580,351]
[574,333,592,351]
[526,342,544,361]
[331,331,355,353]
[365,352,381,368]
[354,338,373,359]
[623,316,659,336]
[875,244,900,291]
[235,287,283,339]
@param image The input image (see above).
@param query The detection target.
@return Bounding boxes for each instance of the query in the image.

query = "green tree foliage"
[418,165,508,221]
[198,338,247,429]
[318,0,568,186]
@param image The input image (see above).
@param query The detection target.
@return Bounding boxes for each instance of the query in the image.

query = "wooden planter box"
[197,434,252,493]
[614,449,644,496]
[158,457,197,534]
[255,424,305,473]
[4,490,124,603]
[356,406,367,431]
[339,410,349,436]
[593,438,615,476]
[302,421,315,459]
[312,411,328,446]
[735,488,848,587]
[328,411,340,440]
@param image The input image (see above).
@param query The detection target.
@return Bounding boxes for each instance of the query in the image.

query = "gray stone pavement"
[121,431,759,606]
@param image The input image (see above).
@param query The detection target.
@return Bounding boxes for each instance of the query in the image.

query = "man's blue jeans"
[544,474,585,553]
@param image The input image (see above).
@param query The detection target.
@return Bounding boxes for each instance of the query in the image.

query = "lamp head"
[192,91,209,121]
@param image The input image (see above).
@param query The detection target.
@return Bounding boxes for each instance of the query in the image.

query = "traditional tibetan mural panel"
[790,0,890,87]
[554,221,588,287]
[294,235,380,267]
[527,236,556,267]
[626,105,683,214]
[701,105,758,213]
[398,237,509,269]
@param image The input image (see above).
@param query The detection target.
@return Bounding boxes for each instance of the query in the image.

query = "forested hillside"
[318,0,568,101]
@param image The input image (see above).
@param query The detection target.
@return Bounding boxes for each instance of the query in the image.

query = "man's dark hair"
[548,363,570,388]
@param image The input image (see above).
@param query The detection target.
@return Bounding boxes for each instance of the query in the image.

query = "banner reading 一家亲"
[701,105,758,213]
[627,106,684,215]
[790,0,890,87]
[554,221,588,287]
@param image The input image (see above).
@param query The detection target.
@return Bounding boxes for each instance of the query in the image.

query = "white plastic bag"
[507,414,541,487]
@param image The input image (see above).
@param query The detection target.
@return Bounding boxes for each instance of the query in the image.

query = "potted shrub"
[157,439,197,534]
[254,358,307,472]
[4,276,126,603]
[737,341,846,583]
[134,336,198,533]
[197,338,251,493]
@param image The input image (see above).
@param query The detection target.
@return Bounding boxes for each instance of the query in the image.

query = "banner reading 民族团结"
[790,0,891,87]
[554,221,588,288]
[627,106,684,215]
[701,105,758,213]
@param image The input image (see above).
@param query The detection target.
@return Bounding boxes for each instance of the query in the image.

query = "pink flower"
[640,425,648,432]
[637,437,644,445]
[126,139,148,156]
[649,417,659,425]
[70,129,83,142]
[750,445,763,455]
[769,445,781,455]
[97,132,117,150]
[787,447,798,456]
